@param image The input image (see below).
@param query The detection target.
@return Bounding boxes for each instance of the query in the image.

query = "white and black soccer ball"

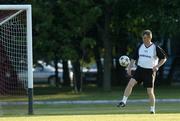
[119,55,130,67]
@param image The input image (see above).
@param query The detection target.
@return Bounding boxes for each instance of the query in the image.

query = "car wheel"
[48,76,56,86]
[48,76,62,86]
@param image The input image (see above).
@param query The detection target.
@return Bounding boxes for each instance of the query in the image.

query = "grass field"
[1,102,180,115]
[1,85,180,102]
[0,85,180,120]
[1,102,180,121]
[0,114,180,121]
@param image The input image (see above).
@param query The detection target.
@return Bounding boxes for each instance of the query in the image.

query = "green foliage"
[61,45,79,61]
[81,37,96,49]
[4,0,180,62]
[30,0,180,62]
[31,0,103,62]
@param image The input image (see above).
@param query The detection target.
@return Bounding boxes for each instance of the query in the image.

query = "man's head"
[142,30,152,44]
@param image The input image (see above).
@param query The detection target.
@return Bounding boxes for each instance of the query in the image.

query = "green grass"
[34,102,180,115]
[1,101,179,121]
[29,85,180,100]
[1,101,180,116]
[0,85,180,117]
[1,85,180,102]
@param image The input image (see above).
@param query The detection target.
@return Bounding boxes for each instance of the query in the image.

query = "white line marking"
[0,99,180,105]
[0,103,3,116]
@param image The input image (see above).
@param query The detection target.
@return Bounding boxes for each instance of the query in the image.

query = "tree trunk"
[96,5,112,91]
[94,46,103,87]
[62,60,70,86]
[103,43,112,91]
[102,8,112,91]
[72,60,82,92]
[54,55,59,87]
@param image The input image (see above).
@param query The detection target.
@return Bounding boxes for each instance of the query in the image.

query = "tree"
[59,0,101,92]
[31,0,180,88]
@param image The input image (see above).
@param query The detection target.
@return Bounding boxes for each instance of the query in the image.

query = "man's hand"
[127,68,132,76]
[127,59,135,76]
[152,58,167,72]
[153,66,159,72]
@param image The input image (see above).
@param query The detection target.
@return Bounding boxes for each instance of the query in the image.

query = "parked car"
[33,62,63,86]
[49,60,73,82]
[17,62,63,86]
[82,64,97,84]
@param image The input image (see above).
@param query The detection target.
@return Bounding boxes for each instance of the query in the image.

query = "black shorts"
[132,66,156,88]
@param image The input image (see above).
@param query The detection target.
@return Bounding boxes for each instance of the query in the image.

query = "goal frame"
[0,5,33,115]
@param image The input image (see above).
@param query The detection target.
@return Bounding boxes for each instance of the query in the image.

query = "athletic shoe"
[150,111,155,114]
[117,102,126,107]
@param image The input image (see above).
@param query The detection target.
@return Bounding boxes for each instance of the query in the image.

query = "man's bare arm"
[153,58,167,72]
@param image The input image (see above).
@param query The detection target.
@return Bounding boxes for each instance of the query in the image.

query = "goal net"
[0,5,33,114]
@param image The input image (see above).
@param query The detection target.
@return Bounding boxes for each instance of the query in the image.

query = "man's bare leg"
[117,78,137,107]
[147,87,155,113]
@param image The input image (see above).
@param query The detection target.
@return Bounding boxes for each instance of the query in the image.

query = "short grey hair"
[142,30,152,38]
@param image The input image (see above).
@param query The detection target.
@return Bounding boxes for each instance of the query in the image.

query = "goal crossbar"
[0,5,31,10]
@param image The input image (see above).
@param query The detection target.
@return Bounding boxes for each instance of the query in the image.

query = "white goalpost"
[0,5,33,114]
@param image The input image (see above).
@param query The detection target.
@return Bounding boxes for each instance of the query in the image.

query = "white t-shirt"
[137,44,158,69]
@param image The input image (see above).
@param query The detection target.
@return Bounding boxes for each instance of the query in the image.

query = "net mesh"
[0,10,28,95]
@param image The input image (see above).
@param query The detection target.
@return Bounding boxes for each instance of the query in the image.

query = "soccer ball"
[119,55,130,67]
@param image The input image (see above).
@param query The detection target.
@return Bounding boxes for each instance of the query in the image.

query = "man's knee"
[127,78,137,87]
[147,88,154,96]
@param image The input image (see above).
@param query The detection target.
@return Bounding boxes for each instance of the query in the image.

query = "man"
[117,30,167,114]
